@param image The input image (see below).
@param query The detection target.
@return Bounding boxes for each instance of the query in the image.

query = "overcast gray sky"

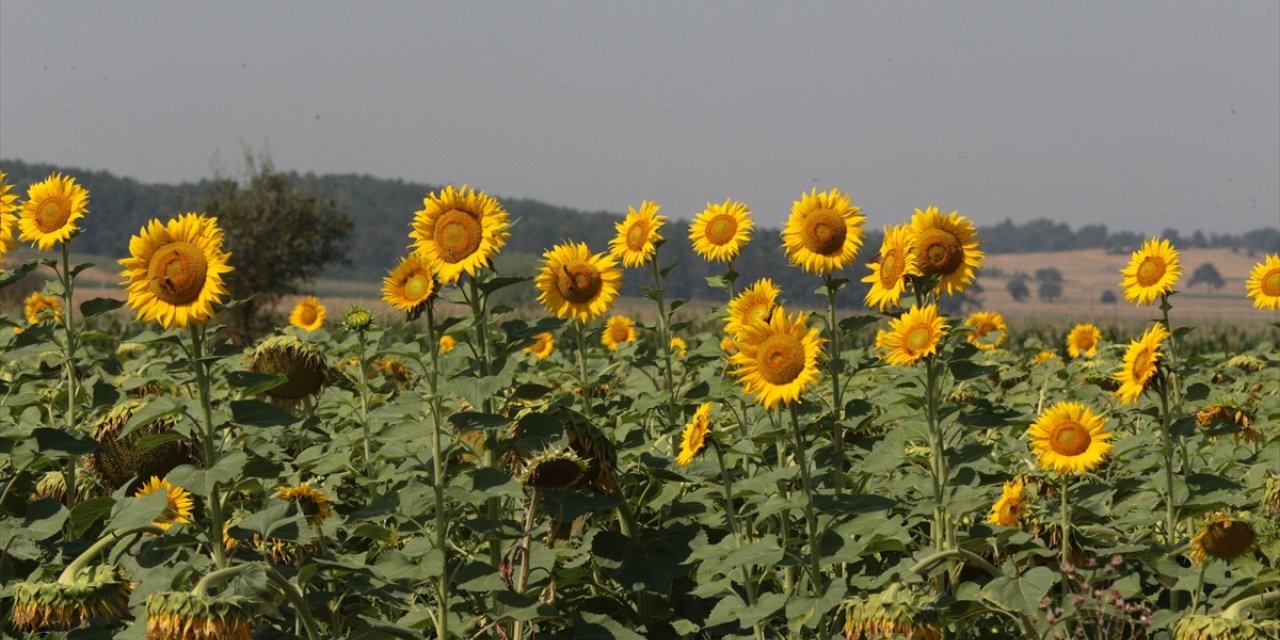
[1,2,1277,233]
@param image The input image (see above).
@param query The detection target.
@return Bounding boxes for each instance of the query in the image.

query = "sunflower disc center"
[1132,347,1154,378]
[879,251,904,287]
[1136,257,1165,287]
[1049,421,1091,456]
[757,333,805,385]
[35,196,71,232]
[1076,334,1096,350]
[705,215,738,245]
[626,222,649,251]
[404,273,431,302]
[434,210,482,264]
[802,211,847,255]
[1204,521,1254,559]
[1262,269,1280,296]
[905,326,933,352]
[299,306,318,326]
[147,241,209,305]
[558,260,603,304]
[917,229,964,275]
[530,458,583,489]
[608,325,630,344]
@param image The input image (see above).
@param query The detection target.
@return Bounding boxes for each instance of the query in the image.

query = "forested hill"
[3,159,1276,305]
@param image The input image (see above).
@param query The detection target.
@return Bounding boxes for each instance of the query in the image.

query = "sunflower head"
[10,565,131,631]
[782,188,865,274]
[277,483,334,527]
[670,336,688,358]
[610,200,666,268]
[1027,402,1113,475]
[874,303,948,367]
[525,331,556,360]
[288,296,326,332]
[409,185,509,284]
[519,448,587,489]
[536,242,622,322]
[118,213,233,329]
[0,169,19,259]
[676,402,714,466]
[1066,323,1102,358]
[842,584,942,640]
[909,206,984,296]
[382,253,436,312]
[601,315,637,352]
[862,224,920,311]
[1113,322,1170,405]
[1246,253,1280,311]
[438,334,457,354]
[342,305,373,332]
[1032,350,1059,366]
[690,198,752,262]
[23,291,63,325]
[1174,612,1279,640]
[1189,513,1255,566]
[250,335,329,402]
[17,172,89,251]
[89,402,194,493]
[133,476,195,530]
[145,590,255,640]
[986,478,1028,527]
[730,308,824,409]
[1119,237,1182,305]
[963,311,1007,351]
[724,278,781,339]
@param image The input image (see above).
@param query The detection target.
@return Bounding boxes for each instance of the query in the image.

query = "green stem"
[924,357,949,551]
[823,275,844,494]
[263,565,322,640]
[1189,562,1208,613]
[1158,380,1178,545]
[465,278,503,633]
[356,331,374,476]
[194,563,254,595]
[574,320,594,417]
[787,404,823,597]
[60,242,79,510]
[647,256,679,432]
[1223,590,1280,619]
[910,548,1003,578]
[424,302,450,640]
[58,527,161,583]
[188,324,227,569]
[511,487,540,640]
[1059,475,1071,572]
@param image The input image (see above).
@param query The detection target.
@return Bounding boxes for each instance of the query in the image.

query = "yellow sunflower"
[535,241,622,322]
[1066,323,1102,358]
[1120,237,1181,305]
[862,224,920,311]
[720,336,736,353]
[689,198,752,262]
[730,309,823,409]
[986,478,1027,527]
[670,336,688,358]
[277,483,334,527]
[1113,323,1170,405]
[781,188,865,274]
[1027,401,1112,475]
[23,291,63,325]
[382,253,435,311]
[409,184,510,284]
[963,311,1006,351]
[1246,253,1280,311]
[610,200,666,268]
[874,303,948,366]
[601,315,637,351]
[1032,350,1058,365]
[288,296,326,332]
[676,402,713,466]
[118,213,233,329]
[909,206,984,296]
[438,335,457,354]
[133,476,194,531]
[1188,513,1255,566]
[0,170,19,259]
[17,172,89,251]
[724,278,780,339]
[525,331,555,360]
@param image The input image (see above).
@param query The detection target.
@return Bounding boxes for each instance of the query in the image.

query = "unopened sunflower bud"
[342,305,373,332]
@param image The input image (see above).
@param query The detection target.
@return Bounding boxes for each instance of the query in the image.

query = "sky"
[1,2,1277,234]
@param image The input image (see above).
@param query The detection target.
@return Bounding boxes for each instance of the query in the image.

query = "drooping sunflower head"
[676,402,713,466]
[909,206,984,296]
[535,241,622,322]
[18,172,89,252]
[610,200,666,268]
[133,476,194,530]
[89,402,194,493]
[724,278,780,339]
[145,591,255,640]
[23,291,63,325]
[601,315,637,352]
[1066,323,1102,358]
[373,356,414,387]
[277,483,334,527]
[250,335,329,403]
[1246,253,1280,311]
[341,305,373,332]
[519,448,587,489]
[986,478,1028,527]
[689,198,752,262]
[288,296,326,332]
[525,331,555,360]
[1120,237,1181,305]
[862,224,920,311]
[438,334,457,354]
[842,584,942,640]
[1189,513,1255,566]
[382,253,436,312]
[670,336,688,358]
[874,303,948,367]
[118,213,233,329]
[409,185,509,284]
[730,308,824,409]
[781,188,865,274]
[0,169,18,259]
[10,565,132,632]
[1112,322,1170,405]
[1027,401,1113,475]
[1174,612,1279,640]
[963,311,1007,351]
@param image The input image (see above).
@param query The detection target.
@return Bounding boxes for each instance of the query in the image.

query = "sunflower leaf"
[108,489,170,532]
[0,261,38,289]
[79,297,124,318]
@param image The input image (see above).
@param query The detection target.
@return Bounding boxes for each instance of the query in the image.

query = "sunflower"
[724,278,780,339]
[118,213,233,329]
[862,224,919,311]
[1027,402,1112,475]
[1032,350,1059,365]
[288,296,325,332]
[670,336,688,358]
[438,334,457,354]
[730,309,823,409]
[1246,253,1280,311]
[382,253,435,311]
[720,336,736,353]
[18,172,89,251]
[277,483,333,526]
[11,566,132,631]
[0,170,19,259]
[1113,323,1170,405]
[535,241,622,322]
[519,448,587,489]
[843,585,942,640]
[342,305,373,332]
[676,402,713,466]
[781,188,865,274]
[525,331,555,360]
[23,291,63,325]
[1119,237,1181,305]
[409,184,509,284]
[601,315,637,351]
[1189,513,1255,566]
[1066,323,1102,358]
[146,591,254,640]
[610,200,665,268]
[874,303,948,366]
[963,311,1006,351]
[689,198,752,262]
[909,206,984,296]
[133,476,194,531]
[986,478,1028,527]
[250,335,329,402]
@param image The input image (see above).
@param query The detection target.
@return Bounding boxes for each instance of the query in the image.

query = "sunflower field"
[1,170,1278,640]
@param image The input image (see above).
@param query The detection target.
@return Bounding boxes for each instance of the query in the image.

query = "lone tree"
[1188,262,1225,292]
[1100,289,1118,305]
[1006,274,1030,302]
[202,151,353,339]
[1038,279,1063,302]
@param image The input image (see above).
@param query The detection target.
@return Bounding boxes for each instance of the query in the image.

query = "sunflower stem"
[193,563,254,596]
[711,440,760,610]
[355,330,374,477]
[823,275,845,497]
[511,486,540,640]
[787,404,824,597]
[465,276,504,631]
[59,241,80,510]
[647,254,680,434]
[924,356,950,553]
[189,323,227,570]
[574,320,594,417]
[423,301,450,640]
[59,527,160,583]
[263,565,321,640]
[1059,474,1072,590]
[1223,590,1280,620]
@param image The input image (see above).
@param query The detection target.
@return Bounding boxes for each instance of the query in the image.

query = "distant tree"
[1038,279,1063,302]
[1034,268,1063,284]
[202,150,353,339]
[1100,290,1118,305]
[1007,276,1030,302]
[1188,262,1225,292]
